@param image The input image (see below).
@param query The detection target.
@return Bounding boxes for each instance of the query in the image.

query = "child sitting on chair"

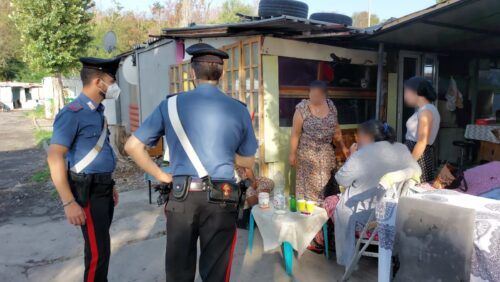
[235,166,274,229]
[236,167,274,208]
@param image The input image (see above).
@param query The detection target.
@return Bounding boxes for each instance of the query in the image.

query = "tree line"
[0,0,256,82]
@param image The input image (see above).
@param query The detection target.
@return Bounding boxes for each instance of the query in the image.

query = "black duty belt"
[69,171,113,183]
[189,178,207,192]
[189,178,235,192]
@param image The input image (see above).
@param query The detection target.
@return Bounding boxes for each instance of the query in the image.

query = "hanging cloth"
[446,76,464,111]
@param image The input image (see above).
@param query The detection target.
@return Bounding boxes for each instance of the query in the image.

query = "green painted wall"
[387,73,398,128]
[262,55,295,194]
[263,55,280,163]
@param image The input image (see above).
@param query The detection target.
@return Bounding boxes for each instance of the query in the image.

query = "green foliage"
[10,0,93,75]
[2,0,255,81]
[0,58,23,81]
[352,11,381,28]
[0,1,22,81]
[31,167,51,183]
[34,129,53,147]
[211,0,256,24]
[0,58,49,82]
[0,1,19,64]
[24,105,46,119]
[50,189,59,199]
[86,9,156,58]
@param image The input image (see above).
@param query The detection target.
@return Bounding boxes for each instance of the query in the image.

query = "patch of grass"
[35,129,52,146]
[50,189,59,200]
[24,105,46,119]
[32,167,51,183]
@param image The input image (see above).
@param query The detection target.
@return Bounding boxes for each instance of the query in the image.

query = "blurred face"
[357,130,375,148]
[404,87,419,107]
[94,73,114,92]
[309,87,327,105]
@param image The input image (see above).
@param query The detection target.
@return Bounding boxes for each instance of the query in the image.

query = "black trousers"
[165,192,238,282]
[71,177,114,282]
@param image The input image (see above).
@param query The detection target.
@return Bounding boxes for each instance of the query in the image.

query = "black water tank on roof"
[310,12,353,26]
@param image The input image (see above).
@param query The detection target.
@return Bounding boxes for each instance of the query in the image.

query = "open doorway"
[397,52,439,142]
[397,51,421,141]
[12,87,22,109]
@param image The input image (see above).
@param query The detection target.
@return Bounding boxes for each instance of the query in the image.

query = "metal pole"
[368,0,372,27]
[375,42,384,120]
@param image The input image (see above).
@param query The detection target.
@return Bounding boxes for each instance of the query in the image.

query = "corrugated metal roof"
[155,0,500,54]
[365,0,500,54]
[161,15,360,39]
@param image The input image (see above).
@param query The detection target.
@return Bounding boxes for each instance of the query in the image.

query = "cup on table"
[306,200,316,214]
[297,199,306,213]
[258,192,270,209]
[339,185,346,194]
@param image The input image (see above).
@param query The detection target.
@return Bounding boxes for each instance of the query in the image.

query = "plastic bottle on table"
[289,195,297,212]
[273,172,287,214]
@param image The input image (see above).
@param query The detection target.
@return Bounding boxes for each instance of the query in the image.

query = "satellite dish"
[103,31,117,53]
[122,55,138,85]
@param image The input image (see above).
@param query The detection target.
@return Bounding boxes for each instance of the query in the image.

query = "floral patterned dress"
[295,99,339,202]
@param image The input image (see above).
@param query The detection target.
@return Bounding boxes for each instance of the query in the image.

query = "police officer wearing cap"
[47,57,121,282]
[125,43,257,282]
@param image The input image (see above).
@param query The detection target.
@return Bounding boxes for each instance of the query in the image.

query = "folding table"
[247,204,330,276]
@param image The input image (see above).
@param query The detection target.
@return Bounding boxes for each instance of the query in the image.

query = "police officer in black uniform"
[47,57,121,282]
[125,43,258,282]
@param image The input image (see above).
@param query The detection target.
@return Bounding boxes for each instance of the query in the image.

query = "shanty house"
[113,0,500,190]
[0,82,43,110]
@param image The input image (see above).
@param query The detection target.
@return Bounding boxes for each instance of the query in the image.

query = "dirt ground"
[0,111,378,282]
[0,111,144,224]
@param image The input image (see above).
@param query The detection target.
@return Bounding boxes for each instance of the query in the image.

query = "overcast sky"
[94,0,438,20]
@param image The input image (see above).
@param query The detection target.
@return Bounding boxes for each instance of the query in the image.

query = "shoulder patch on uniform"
[67,101,83,112]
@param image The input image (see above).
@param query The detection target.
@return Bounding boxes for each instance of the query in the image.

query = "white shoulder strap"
[71,117,108,173]
[167,96,208,178]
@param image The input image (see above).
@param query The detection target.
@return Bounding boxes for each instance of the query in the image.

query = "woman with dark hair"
[331,120,420,266]
[289,80,349,202]
[403,76,441,182]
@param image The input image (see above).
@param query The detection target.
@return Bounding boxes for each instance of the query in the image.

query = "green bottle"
[289,195,297,212]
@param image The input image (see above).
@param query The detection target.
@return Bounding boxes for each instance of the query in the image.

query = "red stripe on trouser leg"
[225,228,238,282]
[83,204,99,282]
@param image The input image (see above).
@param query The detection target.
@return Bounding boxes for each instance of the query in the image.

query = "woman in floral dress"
[289,80,349,202]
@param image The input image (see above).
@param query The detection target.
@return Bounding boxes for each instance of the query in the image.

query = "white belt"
[168,96,208,179]
[71,118,108,173]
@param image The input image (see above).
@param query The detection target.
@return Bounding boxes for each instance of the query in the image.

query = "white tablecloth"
[378,189,500,282]
[251,205,329,257]
[465,124,500,144]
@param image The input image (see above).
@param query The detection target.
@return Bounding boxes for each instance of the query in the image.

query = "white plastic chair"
[341,168,421,281]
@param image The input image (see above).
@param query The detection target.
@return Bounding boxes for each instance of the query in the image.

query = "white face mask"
[105,83,121,99]
[100,80,121,100]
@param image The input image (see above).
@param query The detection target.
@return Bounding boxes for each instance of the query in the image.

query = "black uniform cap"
[186,43,229,64]
[80,57,121,79]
